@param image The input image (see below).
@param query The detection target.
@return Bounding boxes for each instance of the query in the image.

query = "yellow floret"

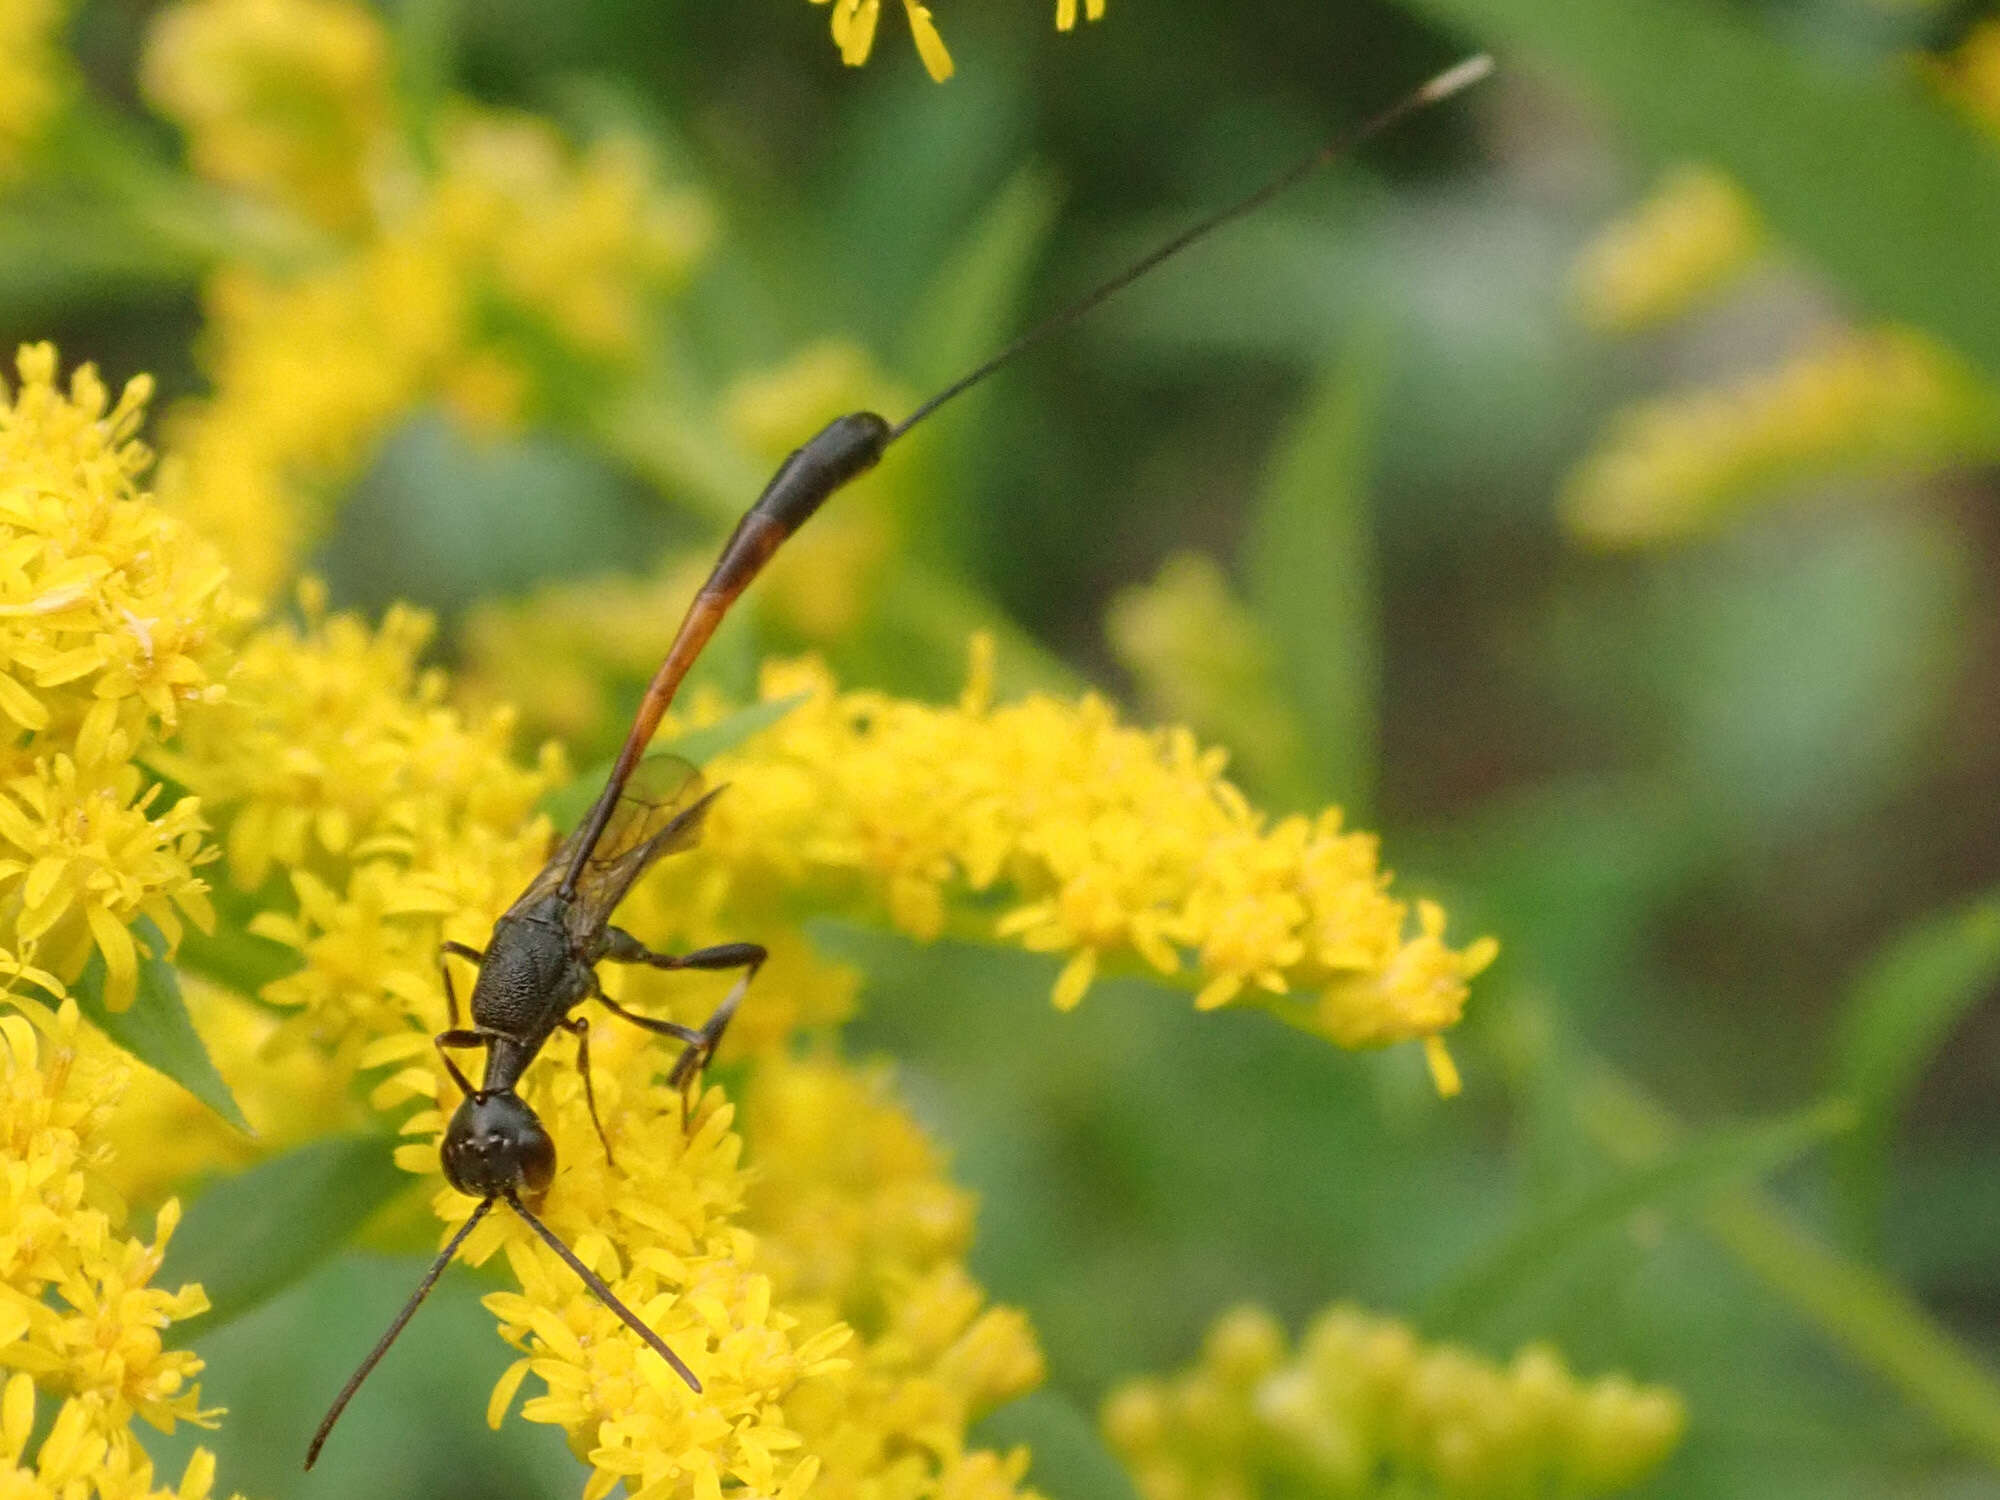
[1105,1302,1684,1500]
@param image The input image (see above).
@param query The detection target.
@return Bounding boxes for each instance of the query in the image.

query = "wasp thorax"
[441,1091,556,1199]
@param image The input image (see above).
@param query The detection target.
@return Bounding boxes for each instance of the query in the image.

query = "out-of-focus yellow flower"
[0,0,67,179]
[0,998,240,1498]
[0,345,234,1008]
[1931,20,2000,137]
[725,344,908,642]
[1104,1303,1684,1500]
[1562,327,2000,547]
[99,978,362,1205]
[1106,551,1307,803]
[142,0,714,598]
[141,0,388,233]
[459,559,716,749]
[1572,165,1763,333]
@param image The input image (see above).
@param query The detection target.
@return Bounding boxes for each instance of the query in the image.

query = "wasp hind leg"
[591,937,765,1130]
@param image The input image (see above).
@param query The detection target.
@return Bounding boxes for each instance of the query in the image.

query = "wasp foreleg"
[434,1028,491,1100]
[438,942,485,1028]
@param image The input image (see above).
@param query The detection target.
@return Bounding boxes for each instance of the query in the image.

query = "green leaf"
[1828,892,2000,1257]
[539,693,807,827]
[1423,1100,1852,1334]
[898,166,1063,399]
[973,1391,1144,1500]
[1398,0,2000,379]
[160,1133,413,1330]
[664,691,809,766]
[896,166,1063,561]
[174,892,301,1001]
[71,918,253,1135]
[1243,341,1387,817]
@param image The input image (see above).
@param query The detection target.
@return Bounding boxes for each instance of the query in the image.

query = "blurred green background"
[14,0,2000,1496]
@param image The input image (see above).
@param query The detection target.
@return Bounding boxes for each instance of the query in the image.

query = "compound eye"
[514,1115,555,1195]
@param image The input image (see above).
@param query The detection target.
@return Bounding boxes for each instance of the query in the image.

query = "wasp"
[305,54,1493,1469]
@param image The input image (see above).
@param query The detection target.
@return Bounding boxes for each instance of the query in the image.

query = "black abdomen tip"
[751,411,893,531]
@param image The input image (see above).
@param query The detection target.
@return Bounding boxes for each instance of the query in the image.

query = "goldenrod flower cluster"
[1103,1304,1684,1500]
[0,0,66,178]
[1562,327,2000,547]
[1,299,1488,1500]
[740,1057,1046,1500]
[140,0,712,597]
[0,997,240,1500]
[140,0,387,233]
[614,648,1493,1094]
[144,582,1028,1500]
[810,0,1105,83]
[1566,120,2000,545]
[0,346,236,1010]
[1570,165,1763,333]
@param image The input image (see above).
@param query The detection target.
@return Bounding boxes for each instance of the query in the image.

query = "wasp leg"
[439,942,485,1028]
[666,961,757,1096]
[592,984,703,1046]
[590,940,766,1131]
[560,1014,615,1169]
[434,1028,491,1100]
[599,929,763,975]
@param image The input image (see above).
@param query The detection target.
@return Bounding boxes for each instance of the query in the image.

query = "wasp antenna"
[561,55,1494,865]
[306,1197,496,1470]
[505,1192,703,1393]
[882,53,1496,443]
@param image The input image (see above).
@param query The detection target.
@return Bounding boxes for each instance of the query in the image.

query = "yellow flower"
[0,998,236,1496]
[98,977,361,1205]
[142,0,714,596]
[0,345,234,1008]
[1104,1303,1685,1500]
[0,344,235,741]
[813,0,941,81]
[0,0,67,179]
[0,752,213,1011]
[1106,551,1308,806]
[740,1056,1043,1500]
[1562,327,2000,547]
[632,648,1493,1082]
[1572,165,1763,333]
[812,0,1100,76]
[158,587,559,1054]
[1930,20,2000,138]
[1054,0,1105,32]
[140,0,389,233]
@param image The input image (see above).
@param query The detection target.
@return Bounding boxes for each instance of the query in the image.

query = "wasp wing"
[506,754,709,927]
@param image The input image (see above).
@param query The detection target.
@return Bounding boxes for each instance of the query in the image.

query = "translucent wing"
[506,755,713,933]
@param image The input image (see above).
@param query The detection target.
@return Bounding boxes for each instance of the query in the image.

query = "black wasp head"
[441,1091,556,1199]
